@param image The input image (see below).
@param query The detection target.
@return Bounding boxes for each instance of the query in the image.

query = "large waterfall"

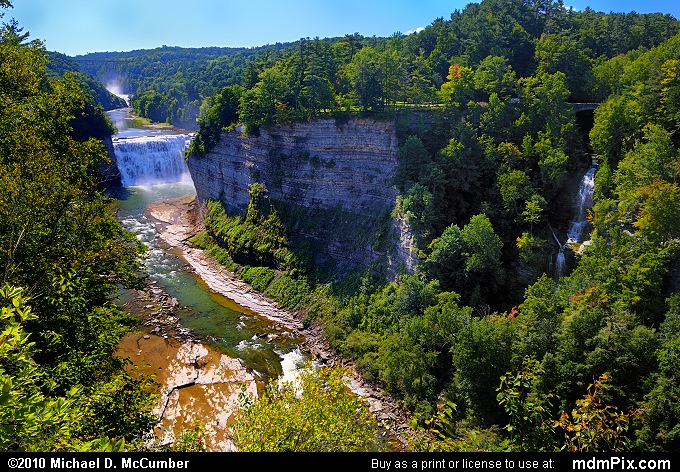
[113,134,193,187]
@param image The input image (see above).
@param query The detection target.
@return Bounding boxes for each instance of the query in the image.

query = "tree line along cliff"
[6,0,680,452]
[182,1,680,452]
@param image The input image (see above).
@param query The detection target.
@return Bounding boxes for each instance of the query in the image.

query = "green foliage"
[72,0,679,132]
[514,275,564,361]
[182,3,680,452]
[74,366,158,442]
[0,285,131,452]
[41,0,680,452]
[498,169,534,218]
[186,85,241,156]
[394,135,433,191]
[423,224,465,290]
[143,424,207,452]
[522,194,546,229]
[632,295,680,451]
[439,64,475,107]
[474,56,517,100]
[421,214,503,307]
[461,214,502,275]
[452,314,519,426]
[554,374,643,452]
[345,46,386,111]
[497,357,556,451]
[516,231,547,267]
[589,95,643,163]
[231,365,381,451]
[202,186,295,269]
[0,284,75,451]
[396,183,436,244]
[535,33,594,102]
[238,62,292,131]
[632,180,680,243]
[613,124,679,220]
[1,14,154,450]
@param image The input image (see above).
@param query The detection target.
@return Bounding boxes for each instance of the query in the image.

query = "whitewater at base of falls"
[113,134,193,187]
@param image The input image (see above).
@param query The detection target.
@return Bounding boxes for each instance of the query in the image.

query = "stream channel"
[106,108,310,450]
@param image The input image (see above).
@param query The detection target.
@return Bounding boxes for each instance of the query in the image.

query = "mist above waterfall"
[114,134,194,187]
[106,79,130,105]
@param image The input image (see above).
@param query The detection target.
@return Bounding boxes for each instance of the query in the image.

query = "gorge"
[108,109,413,451]
[5,0,680,453]
[108,109,306,450]
[187,117,418,277]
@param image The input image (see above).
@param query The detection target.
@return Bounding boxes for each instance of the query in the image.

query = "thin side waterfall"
[553,163,597,280]
[113,134,193,187]
[566,166,597,245]
[555,248,566,279]
[549,224,566,280]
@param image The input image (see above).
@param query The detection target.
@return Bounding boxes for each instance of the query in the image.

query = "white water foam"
[566,166,596,245]
[278,348,310,396]
[114,134,193,187]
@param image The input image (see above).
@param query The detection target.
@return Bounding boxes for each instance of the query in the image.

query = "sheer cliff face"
[187,117,416,274]
[100,135,121,186]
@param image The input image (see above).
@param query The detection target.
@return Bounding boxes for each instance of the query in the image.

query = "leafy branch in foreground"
[554,374,644,452]
[0,284,124,451]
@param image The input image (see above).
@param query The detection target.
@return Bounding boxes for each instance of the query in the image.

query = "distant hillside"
[46,51,127,110]
[68,2,679,131]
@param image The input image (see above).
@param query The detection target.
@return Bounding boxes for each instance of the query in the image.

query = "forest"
[0,2,159,451]
[2,0,680,453]
[185,0,680,452]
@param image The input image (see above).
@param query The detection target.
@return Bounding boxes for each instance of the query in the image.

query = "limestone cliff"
[187,117,416,276]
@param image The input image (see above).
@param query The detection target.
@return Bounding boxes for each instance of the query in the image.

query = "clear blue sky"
[4,0,680,57]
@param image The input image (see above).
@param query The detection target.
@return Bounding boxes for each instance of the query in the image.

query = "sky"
[3,0,680,57]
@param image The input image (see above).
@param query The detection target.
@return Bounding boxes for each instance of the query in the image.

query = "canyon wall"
[100,134,122,186]
[187,117,416,275]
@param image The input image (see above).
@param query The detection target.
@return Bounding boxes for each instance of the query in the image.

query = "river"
[106,108,309,450]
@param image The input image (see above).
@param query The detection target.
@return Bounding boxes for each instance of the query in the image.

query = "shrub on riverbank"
[231,365,381,451]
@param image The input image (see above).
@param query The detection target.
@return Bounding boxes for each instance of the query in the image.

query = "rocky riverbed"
[117,332,257,452]
[131,194,417,450]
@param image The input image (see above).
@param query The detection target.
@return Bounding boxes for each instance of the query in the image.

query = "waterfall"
[113,134,193,187]
[566,166,597,245]
[549,224,567,281]
[551,163,597,281]
[555,250,566,279]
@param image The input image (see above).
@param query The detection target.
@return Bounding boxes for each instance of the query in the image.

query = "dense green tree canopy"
[8,0,680,453]
[1,5,157,451]
[207,4,680,453]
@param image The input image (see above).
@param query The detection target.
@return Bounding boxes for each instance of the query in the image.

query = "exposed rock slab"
[117,333,257,452]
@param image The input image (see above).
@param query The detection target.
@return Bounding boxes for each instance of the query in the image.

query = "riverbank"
[144,194,416,450]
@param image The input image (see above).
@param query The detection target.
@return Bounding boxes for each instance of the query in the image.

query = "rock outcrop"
[99,134,122,186]
[117,333,257,452]
[187,117,417,275]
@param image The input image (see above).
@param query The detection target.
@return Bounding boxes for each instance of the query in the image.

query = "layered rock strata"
[188,117,416,274]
